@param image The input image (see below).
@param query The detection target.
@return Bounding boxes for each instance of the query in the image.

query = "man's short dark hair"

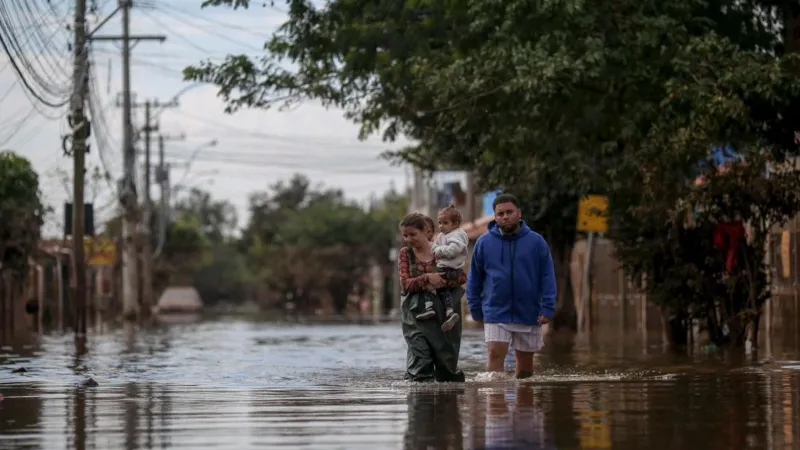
[492,193,520,210]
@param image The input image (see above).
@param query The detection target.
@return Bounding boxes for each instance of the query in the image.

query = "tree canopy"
[173,187,238,243]
[187,0,799,183]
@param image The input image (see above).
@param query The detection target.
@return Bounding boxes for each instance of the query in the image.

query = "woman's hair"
[438,204,462,226]
[423,215,435,234]
[400,212,429,231]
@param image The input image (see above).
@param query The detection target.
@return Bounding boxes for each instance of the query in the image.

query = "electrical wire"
[141,4,265,52]
[87,59,120,194]
[0,0,72,108]
[145,2,274,41]
[163,153,402,175]
[167,108,394,153]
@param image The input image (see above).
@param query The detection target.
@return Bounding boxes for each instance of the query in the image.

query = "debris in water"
[80,377,98,387]
[11,367,27,373]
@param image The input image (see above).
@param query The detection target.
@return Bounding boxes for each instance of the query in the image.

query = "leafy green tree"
[151,188,244,304]
[156,215,211,286]
[173,187,238,243]
[239,174,319,251]
[242,174,398,313]
[167,188,250,304]
[0,151,45,278]
[188,238,251,305]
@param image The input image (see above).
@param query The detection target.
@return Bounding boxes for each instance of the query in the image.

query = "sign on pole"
[83,236,116,266]
[577,195,609,233]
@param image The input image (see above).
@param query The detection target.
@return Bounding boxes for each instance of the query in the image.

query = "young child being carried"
[416,204,468,331]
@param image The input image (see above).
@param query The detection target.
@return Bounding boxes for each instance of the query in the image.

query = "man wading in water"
[466,193,557,378]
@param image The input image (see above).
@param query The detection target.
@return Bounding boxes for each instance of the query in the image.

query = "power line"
[0,0,72,108]
[142,4,265,52]
[137,8,210,54]
[166,108,396,152]
[163,153,401,175]
[145,2,273,41]
[161,145,396,164]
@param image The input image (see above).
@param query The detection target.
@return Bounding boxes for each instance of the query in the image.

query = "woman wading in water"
[398,212,466,382]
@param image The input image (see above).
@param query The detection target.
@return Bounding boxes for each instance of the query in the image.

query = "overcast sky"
[0,0,410,238]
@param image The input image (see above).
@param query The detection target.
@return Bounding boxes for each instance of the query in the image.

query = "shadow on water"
[2,309,800,449]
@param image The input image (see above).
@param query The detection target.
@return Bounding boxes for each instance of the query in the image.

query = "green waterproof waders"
[401,246,465,382]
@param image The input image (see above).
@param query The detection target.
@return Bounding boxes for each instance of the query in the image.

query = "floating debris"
[80,377,98,388]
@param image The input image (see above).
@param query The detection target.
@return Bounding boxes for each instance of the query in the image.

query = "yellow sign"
[83,236,116,266]
[577,195,609,232]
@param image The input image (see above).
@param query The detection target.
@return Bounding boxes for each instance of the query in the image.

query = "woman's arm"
[398,247,430,293]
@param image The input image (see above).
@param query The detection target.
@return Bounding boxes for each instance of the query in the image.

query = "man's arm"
[466,238,486,321]
[538,238,557,319]
[432,230,469,260]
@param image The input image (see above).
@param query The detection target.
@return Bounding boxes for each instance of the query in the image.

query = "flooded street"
[1,317,800,449]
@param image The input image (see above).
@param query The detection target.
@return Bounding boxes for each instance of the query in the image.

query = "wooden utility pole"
[133,99,177,315]
[92,0,165,320]
[69,0,89,336]
[141,100,155,316]
[64,0,130,333]
[153,133,185,259]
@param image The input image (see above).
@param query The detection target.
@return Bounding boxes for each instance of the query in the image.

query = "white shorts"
[484,323,544,353]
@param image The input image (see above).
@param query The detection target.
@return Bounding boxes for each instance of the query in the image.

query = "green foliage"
[189,242,250,305]
[0,151,45,277]
[241,173,399,313]
[158,174,402,313]
[164,187,242,302]
[157,215,212,286]
[605,31,800,345]
[173,187,238,243]
[614,153,800,346]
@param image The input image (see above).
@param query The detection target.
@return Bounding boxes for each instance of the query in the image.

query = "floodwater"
[1,314,800,449]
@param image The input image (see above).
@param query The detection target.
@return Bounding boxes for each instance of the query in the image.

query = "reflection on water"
[1,315,800,449]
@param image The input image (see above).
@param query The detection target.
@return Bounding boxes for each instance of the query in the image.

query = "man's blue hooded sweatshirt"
[466,220,557,324]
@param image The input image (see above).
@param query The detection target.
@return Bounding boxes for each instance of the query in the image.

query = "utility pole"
[69,0,89,337]
[154,133,185,259]
[92,0,165,320]
[132,99,178,315]
[140,100,155,316]
[64,0,124,336]
[119,0,138,321]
